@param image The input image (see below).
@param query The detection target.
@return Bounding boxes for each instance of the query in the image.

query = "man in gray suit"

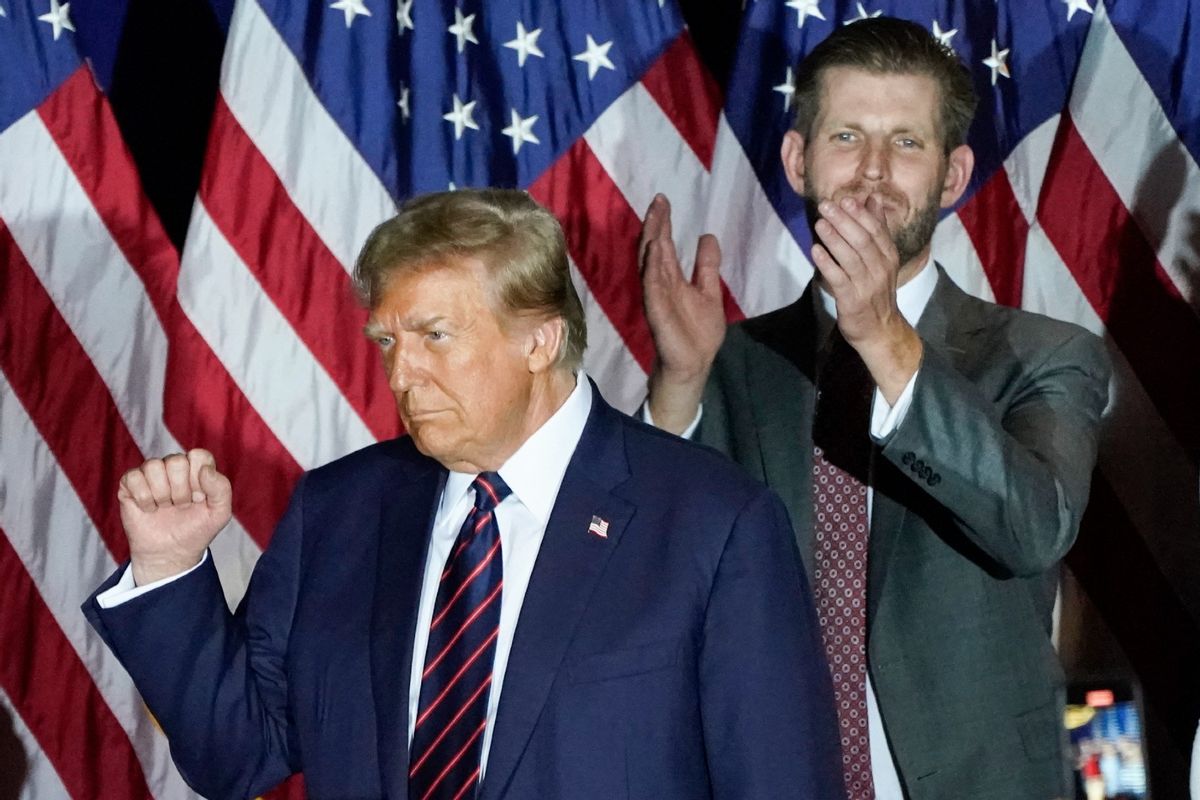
[640,17,1110,800]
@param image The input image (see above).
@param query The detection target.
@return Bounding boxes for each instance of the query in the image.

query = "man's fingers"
[692,234,723,297]
[196,464,233,512]
[638,194,674,267]
[163,453,193,506]
[810,242,848,290]
[186,448,217,503]
[140,458,172,509]
[645,238,683,288]
[119,468,155,513]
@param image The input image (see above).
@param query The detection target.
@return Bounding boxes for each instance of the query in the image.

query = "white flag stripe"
[1017,224,1200,612]
[705,117,811,315]
[929,213,998,304]
[221,0,397,271]
[1071,2,1200,311]
[0,108,261,612]
[0,688,70,800]
[1001,114,1061,224]
[0,111,170,453]
[569,255,648,414]
[585,87,812,317]
[0,372,195,799]
[180,201,377,470]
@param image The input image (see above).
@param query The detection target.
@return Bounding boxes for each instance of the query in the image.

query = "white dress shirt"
[644,260,937,799]
[408,371,591,780]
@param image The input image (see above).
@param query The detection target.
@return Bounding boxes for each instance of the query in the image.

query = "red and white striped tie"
[409,472,510,800]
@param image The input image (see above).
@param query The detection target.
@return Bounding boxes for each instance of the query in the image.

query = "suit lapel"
[370,449,445,797]
[867,266,981,625]
[477,385,635,800]
[743,286,820,578]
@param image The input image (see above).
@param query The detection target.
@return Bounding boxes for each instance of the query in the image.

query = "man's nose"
[859,142,889,181]
[387,343,422,393]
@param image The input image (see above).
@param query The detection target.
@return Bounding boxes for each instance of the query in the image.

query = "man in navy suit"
[84,188,844,800]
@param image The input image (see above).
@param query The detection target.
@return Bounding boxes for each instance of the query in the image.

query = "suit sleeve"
[698,487,845,800]
[879,327,1111,576]
[82,475,310,799]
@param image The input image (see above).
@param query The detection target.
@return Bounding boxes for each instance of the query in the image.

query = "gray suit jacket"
[697,266,1111,800]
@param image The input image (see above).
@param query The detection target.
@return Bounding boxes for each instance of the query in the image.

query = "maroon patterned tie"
[812,330,875,800]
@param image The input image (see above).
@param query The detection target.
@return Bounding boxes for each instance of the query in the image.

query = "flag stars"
[38,0,75,40]
[443,94,479,139]
[396,0,414,35]
[574,34,615,80]
[397,83,411,123]
[501,108,540,154]
[329,0,370,28]
[448,7,478,53]
[843,2,881,25]
[504,22,544,68]
[1062,0,1094,21]
[982,39,1011,85]
[786,0,825,28]
[931,20,957,50]
[0,4,7,18]
[773,67,796,112]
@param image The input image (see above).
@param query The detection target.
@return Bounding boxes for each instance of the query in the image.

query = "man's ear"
[525,317,565,373]
[781,130,808,196]
[939,144,975,209]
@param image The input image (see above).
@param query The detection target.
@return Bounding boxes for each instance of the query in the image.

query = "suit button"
[920,465,932,480]
[929,474,941,486]
[913,459,925,473]
[902,452,915,466]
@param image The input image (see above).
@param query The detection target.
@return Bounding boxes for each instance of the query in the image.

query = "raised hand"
[117,449,233,586]
[811,195,923,404]
[639,194,727,435]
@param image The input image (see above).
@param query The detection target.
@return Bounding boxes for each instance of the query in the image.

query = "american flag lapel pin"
[587,515,610,539]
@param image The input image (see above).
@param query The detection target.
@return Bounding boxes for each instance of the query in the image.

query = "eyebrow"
[363,315,449,337]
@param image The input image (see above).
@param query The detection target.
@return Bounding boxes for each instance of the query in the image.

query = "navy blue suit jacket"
[85,385,843,799]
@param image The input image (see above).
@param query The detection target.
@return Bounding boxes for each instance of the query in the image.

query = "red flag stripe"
[531,140,660,372]
[35,70,301,548]
[0,222,132,564]
[0,532,151,799]
[956,168,1029,309]
[200,96,400,441]
[639,30,722,172]
[1037,114,1200,460]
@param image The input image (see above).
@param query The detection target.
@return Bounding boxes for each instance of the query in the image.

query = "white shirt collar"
[815,257,939,339]
[441,371,592,525]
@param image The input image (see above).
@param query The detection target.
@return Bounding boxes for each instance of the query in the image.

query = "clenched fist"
[117,449,232,586]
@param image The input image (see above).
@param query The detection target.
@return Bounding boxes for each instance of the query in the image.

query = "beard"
[805,181,942,266]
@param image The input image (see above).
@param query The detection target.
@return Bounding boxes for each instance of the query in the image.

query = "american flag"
[1,0,1197,796]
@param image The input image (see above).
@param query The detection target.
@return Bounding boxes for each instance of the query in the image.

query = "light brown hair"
[792,17,977,154]
[354,188,587,370]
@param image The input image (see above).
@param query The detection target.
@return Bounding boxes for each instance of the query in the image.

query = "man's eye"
[427,330,447,342]
[897,137,918,148]
[373,335,395,348]
[835,132,855,142]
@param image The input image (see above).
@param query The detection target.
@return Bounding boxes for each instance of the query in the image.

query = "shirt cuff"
[95,551,209,609]
[641,401,704,440]
[870,370,919,441]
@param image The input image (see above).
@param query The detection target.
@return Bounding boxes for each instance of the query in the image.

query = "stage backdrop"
[1,0,1197,796]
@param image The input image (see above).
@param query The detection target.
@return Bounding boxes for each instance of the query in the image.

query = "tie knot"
[471,472,511,512]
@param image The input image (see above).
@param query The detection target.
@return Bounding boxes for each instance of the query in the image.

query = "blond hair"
[354,188,587,370]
